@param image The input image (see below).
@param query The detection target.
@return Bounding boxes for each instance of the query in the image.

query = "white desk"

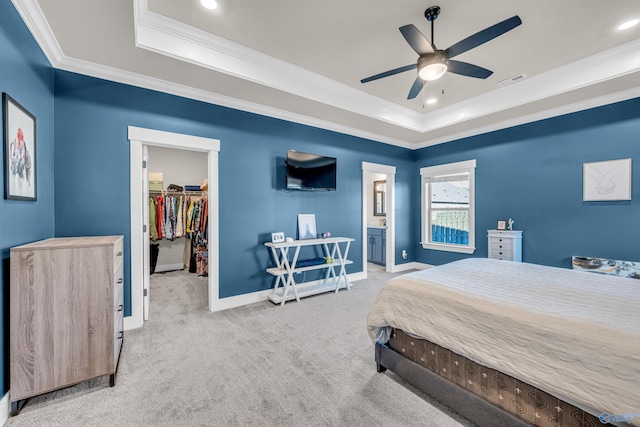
[264,237,354,305]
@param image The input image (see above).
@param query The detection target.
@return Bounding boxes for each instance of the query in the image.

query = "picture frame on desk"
[271,232,285,243]
[298,214,317,240]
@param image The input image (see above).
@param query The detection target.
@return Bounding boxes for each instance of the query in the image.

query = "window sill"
[421,242,476,254]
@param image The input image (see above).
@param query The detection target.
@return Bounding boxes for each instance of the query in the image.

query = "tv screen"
[286,150,336,191]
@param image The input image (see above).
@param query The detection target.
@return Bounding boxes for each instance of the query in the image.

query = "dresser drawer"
[114,238,124,271]
[491,248,513,259]
[489,239,512,251]
[114,290,124,366]
[114,263,124,303]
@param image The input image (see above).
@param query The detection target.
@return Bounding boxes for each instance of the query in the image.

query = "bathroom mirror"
[373,180,386,216]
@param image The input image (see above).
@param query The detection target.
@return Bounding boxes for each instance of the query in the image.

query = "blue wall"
[53,70,415,310]
[0,0,55,397]
[414,98,640,268]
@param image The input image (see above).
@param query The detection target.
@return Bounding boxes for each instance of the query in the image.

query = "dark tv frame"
[285,150,336,191]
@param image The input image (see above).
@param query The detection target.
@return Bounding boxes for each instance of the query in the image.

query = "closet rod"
[149,190,207,196]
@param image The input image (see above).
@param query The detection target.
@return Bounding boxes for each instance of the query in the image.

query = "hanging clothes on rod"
[149,189,209,275]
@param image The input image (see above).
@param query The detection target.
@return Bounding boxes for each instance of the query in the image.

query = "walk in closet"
[147,146,209,290]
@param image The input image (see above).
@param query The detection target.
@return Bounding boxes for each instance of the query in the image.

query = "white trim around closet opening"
[127,126,220,330]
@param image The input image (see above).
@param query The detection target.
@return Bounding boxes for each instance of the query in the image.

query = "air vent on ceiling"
[497,73,527,87]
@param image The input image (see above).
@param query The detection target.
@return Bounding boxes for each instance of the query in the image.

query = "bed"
[367,258,640,427]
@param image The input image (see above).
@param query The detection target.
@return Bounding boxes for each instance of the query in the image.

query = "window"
[420,160,476,254]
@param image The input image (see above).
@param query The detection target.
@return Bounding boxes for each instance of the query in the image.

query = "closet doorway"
[146,146,209,316]
[128,127,220,331]
[362,162,396,277]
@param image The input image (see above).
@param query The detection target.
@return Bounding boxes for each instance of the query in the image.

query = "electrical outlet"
[402,250,407,260]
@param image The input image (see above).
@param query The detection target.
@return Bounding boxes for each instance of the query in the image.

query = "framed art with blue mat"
[297,214,316,240]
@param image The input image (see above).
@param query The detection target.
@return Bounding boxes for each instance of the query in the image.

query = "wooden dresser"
[10,235,124,414]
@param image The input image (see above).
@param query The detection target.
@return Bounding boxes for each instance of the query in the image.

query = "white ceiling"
[14,0,640,149]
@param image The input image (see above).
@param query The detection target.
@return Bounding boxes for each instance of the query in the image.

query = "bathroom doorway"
[362,162,396,277]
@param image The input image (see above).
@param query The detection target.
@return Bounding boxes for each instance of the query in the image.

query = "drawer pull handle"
[118,331,123,340]
[118,304,124,312]
[499,239,503,242]
[499,252,503,255]
[117,278,123,284]
[116,251,123,256]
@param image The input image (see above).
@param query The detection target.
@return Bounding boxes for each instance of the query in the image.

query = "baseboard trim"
[212,271,366,311]
[391,262,433,273]
[0,391,10,425]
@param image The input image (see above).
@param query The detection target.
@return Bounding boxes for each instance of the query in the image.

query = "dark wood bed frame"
[375,329,603,427]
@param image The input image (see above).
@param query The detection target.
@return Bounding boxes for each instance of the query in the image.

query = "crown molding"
[415,84,640,149]
[11,0,640,151]
[133,0,640,136]
[11,0,63,65]
[54,56,417,149]
[133,0,425,132]
[414,36,640,136]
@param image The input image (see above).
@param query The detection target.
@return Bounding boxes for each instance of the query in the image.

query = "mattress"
[367,258,640,425]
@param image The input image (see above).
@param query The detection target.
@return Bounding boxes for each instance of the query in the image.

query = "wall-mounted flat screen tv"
[286,150,337,191]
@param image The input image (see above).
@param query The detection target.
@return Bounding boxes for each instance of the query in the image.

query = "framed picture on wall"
[3,93,36,201]
[297,214,317,240]
[583,158,631,201]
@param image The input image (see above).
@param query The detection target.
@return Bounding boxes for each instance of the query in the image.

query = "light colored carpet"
[6,269,473,427]
[367,263,385,272]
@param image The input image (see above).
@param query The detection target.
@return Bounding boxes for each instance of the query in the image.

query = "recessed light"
[426,98,437,105]
[618,19,639,30]
[201,0,218,10]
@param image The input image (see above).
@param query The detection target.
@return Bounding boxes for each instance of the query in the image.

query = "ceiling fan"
[361,6,522,100]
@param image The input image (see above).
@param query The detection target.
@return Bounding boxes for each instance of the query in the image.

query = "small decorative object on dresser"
[508,218,514,231]
[496,220,506,230]
[487,229,522,261]
[10,235,124,415]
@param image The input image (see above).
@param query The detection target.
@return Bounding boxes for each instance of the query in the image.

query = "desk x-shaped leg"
[269,245,301,305]
[322,240,351,292]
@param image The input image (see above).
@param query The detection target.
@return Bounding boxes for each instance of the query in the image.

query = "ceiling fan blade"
[448,60,493,79]
[445,15,522,59]
[361,64,417,83]
[407,76,425,99]
[399,25,434,55]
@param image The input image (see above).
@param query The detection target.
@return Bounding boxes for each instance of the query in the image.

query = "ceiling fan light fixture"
[418,52,448,81]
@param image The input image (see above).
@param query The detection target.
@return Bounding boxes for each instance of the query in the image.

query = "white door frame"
[362,162,396,276]
[142,144,150,321]
[127,126,220,330]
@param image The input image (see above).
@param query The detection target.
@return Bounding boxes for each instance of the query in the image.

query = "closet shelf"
[150,190,207,196]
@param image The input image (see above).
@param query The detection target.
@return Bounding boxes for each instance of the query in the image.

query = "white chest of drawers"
[487,230,522,262]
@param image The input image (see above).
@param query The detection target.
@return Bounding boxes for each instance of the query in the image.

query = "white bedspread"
[367,258,640,424]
